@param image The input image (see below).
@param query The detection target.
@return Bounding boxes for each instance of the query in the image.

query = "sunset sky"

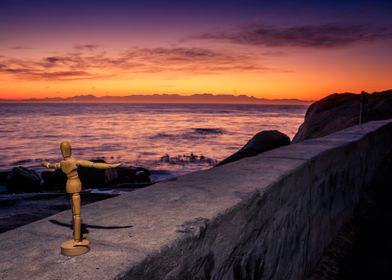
[0,0,391,100]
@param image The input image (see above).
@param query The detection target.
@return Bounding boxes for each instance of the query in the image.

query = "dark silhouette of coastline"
[0,93,311,105]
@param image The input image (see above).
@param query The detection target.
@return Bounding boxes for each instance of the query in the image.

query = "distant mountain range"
[0,94,312,105]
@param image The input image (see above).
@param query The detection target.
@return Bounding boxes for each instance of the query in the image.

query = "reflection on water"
[0,103,307,176]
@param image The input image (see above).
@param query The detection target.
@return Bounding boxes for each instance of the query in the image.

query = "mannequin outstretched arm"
[41,161,61,169]
[77,160,120,169]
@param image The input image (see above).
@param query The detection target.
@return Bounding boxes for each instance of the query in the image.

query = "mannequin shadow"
[49,219,132,234]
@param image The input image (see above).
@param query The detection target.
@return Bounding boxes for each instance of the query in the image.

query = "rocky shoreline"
[0,154,218,232]
[0,162,155,233]
[1,162,151,193]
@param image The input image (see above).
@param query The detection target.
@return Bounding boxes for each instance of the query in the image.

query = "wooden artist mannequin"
[41,141,120,256]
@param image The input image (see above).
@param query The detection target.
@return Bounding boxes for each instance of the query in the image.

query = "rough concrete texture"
[1,119,391,280]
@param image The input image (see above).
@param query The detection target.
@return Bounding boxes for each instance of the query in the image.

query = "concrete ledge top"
[1,119,391,280]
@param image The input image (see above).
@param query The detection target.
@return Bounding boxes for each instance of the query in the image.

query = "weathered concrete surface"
[1,119,392,280]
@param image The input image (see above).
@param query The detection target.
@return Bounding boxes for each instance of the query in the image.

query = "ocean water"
[0,103,307,176]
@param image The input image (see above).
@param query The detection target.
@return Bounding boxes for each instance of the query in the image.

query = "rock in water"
[0,170,11,185]
[77,159,118,188]
[78,160,151,188]
[6,167,41,193]
[41,170,67,191]
[78,161,107,188]
[40,159,151,190]
[116,166,151,185]
[216,130,290,166]
[293,89,392,142]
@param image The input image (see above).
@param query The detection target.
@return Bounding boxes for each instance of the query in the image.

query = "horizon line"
[0,93,314,103]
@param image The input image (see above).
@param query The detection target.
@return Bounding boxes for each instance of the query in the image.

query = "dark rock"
[160,153,218,166]
[0,170,11,185]
[116,166,151,185]
[216,130,290,166]
[41,170,67,191]
[293,89,392,142]
[192,128,225,134]
[40,160,110,190]
[40,159,151,190]
[78,160,151,188]
[6,167,41,193]
[78,159,108,188]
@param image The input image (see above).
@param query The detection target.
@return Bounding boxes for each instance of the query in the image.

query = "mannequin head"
[60,141,72,158]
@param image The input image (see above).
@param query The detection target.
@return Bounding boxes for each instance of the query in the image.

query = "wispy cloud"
[191,23,392,48]
[74,44,100,51]
[261,51,287,56]
[10,45,32,50]
[0,45,283,81]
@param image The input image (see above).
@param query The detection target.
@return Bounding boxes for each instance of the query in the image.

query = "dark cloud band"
[192,23,392,48]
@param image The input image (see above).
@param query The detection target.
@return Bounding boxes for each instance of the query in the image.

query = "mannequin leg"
[71,193,81,243]
[70,194,74,228]
[60,192,89,256]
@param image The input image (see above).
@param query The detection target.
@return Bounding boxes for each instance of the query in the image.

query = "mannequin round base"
[60,239,90,256]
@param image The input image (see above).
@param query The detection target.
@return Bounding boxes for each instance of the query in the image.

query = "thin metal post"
[359,91,365,124]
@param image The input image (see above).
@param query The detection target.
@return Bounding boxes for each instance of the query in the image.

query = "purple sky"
[1,0,391,99]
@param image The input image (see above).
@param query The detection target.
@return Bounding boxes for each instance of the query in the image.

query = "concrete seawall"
[1,119,392,280]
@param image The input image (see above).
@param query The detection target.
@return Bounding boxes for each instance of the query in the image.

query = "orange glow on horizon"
[1,42,391,101]
[1,71,390,102]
